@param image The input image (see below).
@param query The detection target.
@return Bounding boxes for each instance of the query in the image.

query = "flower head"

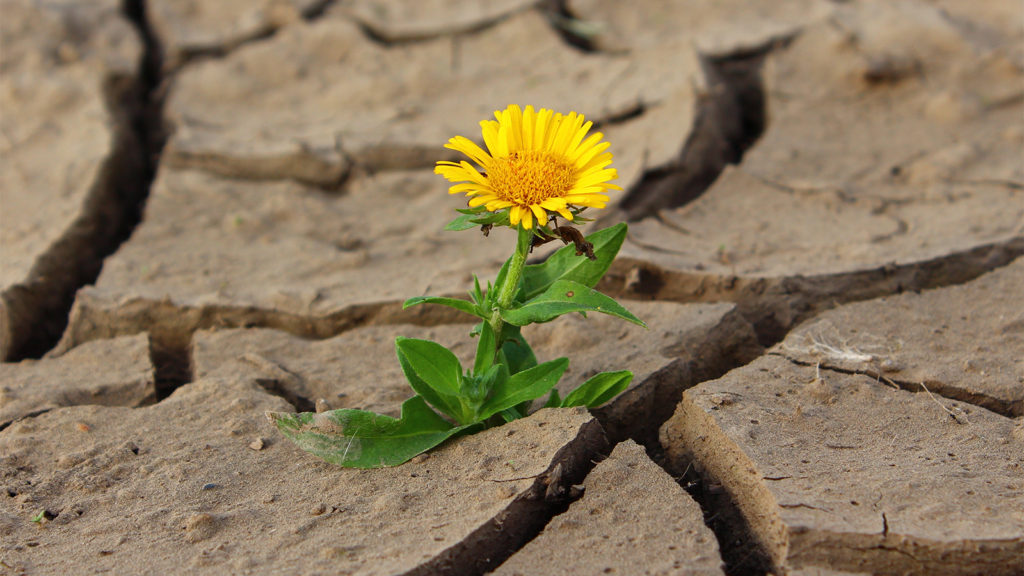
[436,105,620,229]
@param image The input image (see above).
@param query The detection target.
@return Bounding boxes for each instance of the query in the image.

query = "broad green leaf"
[478,357,569,421]
[395,338,467,423]
[521,223,627,300]
[474,322,497,374]
[500,280,645,327]
[268,396,472,468]
[562,370,633,408]
[499,324,537,374]
[403,296,482,318]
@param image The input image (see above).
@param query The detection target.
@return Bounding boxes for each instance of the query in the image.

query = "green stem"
[488,224,533,340]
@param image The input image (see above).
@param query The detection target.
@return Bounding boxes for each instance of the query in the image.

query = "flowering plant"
[269,106,643,467]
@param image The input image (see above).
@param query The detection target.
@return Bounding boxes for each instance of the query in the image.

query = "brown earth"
[1,0,1022,575]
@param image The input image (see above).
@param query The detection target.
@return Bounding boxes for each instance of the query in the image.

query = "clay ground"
[1,1,1022,575]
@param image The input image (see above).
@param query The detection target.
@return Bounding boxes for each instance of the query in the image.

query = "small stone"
[248,438,264,451]
[310,503,326,516]
[200,483,218,491]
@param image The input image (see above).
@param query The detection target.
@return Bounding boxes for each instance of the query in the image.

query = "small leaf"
[403,296,482,319]
[562,370,633,408]
[474,322,497,375]
[470,275,484,306]
[395,338,468,423]
[498,407,523,423]
[445,212,483,231]
[500,280,645,327]
[489,255,514,308]
[521,223,627,300]
[543,389,562,409]
[478,357,569,421]
[268,396,473,468]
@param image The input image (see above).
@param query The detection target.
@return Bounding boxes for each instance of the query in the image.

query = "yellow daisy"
[435,105,620,230]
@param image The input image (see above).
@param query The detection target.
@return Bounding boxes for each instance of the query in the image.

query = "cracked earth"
[1,1,1022,575]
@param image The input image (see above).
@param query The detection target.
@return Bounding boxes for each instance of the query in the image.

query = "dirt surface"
[661,263,1024,575]
[1,0,1022,574]
[494,440,725,576]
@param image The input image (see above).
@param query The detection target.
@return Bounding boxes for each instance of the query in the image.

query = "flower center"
[488,151,575,206]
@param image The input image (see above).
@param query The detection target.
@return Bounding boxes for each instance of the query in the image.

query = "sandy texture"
[779,257,1024,417]
[0,334,154,428]
[0,0,144,360]
[606,0,1024,334]
[4,0,1024,573]
[147,0,326,70]
[54,166,513,359]
[0,372,606,575]
[567,0,831,55]
[331,0,536,42]
[661,354,1024,574]
[493,440,725,576]
[161,8,712,189]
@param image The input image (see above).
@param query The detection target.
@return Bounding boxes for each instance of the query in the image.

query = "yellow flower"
[436,105,620,230]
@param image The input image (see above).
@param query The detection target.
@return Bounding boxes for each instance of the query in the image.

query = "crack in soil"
[617,49,769,221]
[56,294,472,399]
[21,7,1022,574]
[156,0,337,71]
[602,236,1024,348]
[403,417,609,576]
[0,1,162,362]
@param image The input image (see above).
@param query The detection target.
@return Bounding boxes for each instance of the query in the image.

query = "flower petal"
[447,183,480,195]
[445,136,492,168]
[506,104,524,152]
[530,204,548,227]
[564,119,593,158]
[575,168,618,189]
[534,108,554,150]
[481,120,502,157]
[520,206,534,229]
[550,111,580,155]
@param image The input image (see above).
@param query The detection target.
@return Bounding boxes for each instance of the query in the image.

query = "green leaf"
[445,209,511,231]
[489,255,515,308]
[562,370,633,408]
[499,324,538,374]
[477,357,569,421]
[445,212,483,231]
[521,223,627,300]
[474,322,497,375]
[500,280,646,327]
[543,389,562,409]
[470,275,484,306]
[268,396,473,468]
[395,338,468,423]
[403,296,482,319]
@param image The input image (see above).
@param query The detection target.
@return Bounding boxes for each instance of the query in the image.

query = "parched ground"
[1,1,1022,575]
